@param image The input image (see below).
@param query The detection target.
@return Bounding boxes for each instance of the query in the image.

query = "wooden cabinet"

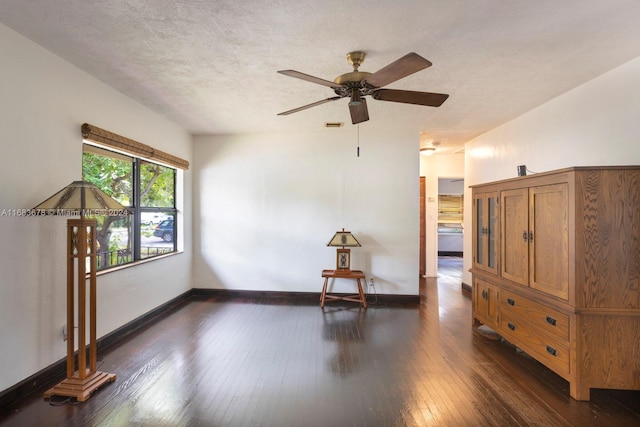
[471,166,640,401]
[498,289,571,376]
[472,191,499,275]
[501,183,569,299]
[473,278,499,329]
[528,184,569,299]
[500,188,528,285]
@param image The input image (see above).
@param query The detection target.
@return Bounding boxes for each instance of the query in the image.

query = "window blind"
[81,123,189,170]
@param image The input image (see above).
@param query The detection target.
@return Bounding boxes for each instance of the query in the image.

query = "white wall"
[438,178,464,195]
[0,24,193,391]
[193,128,420,296]
[419,153,465,277]
[463,55,640,287]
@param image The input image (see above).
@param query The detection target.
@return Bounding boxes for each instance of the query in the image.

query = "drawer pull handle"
[508,323,516,331]
[546,345,557,357]
[481,290,487,300]
[507,298,515,306]
[546,316,557,326]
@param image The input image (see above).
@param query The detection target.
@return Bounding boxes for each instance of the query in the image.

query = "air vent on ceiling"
[324,122,344,128]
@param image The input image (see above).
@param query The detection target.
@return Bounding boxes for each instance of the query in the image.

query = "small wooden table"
[320,269,367,308]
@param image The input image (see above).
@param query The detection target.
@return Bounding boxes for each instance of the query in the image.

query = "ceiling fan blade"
[372,89,449,107]
[364,53,432,88]
[278,70,343,89]
[277,96,342,116]
[349,98,369,124]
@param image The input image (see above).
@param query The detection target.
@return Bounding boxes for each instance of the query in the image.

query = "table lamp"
[34,180,129,402]
[327,228,361,273]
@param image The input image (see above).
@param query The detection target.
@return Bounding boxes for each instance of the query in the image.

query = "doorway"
[437,177,464,280]
[419,177,426,276]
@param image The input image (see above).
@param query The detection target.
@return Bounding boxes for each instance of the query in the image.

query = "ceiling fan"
[277,51,449,125]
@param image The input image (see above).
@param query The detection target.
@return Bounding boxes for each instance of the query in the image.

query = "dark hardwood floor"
[1,257,639,426]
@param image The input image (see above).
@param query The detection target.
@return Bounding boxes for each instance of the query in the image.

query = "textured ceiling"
[2,0,640,153]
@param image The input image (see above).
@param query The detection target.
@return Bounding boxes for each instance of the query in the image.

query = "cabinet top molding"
[470,165,640,188]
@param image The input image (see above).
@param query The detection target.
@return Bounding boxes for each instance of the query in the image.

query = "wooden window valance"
[81,123,190,170]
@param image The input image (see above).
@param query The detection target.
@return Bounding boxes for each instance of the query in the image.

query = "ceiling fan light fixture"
[349,90,362,107]
[420,147,436,156]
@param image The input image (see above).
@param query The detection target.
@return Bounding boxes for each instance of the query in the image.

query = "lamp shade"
[33,180,129,216]
[327,229,361,248]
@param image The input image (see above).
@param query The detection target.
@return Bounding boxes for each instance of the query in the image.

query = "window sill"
[93,250,184,277]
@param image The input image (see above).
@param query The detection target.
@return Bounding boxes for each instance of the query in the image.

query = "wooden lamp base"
[44,218,116,402]
[335,248,351,271]
[44,371,116,402]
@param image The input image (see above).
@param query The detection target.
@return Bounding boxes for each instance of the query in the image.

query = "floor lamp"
[34,181,128,402]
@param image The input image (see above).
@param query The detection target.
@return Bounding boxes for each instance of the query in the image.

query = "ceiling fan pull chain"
[357,124,360,157]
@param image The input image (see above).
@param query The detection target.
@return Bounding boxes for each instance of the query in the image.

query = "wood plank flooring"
[1,257,639,426]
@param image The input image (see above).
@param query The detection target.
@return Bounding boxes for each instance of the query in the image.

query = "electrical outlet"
[369,277,375,287]
[62,324,67,341]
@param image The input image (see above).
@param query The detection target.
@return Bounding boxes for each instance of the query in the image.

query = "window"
[82,144,177,270]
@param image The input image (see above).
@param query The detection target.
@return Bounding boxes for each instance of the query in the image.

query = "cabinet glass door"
[475,197,484,266]
[473,192,499,275]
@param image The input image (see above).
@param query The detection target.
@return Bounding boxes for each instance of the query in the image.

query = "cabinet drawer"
[500,290,569,341]
[499,310,570,375]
